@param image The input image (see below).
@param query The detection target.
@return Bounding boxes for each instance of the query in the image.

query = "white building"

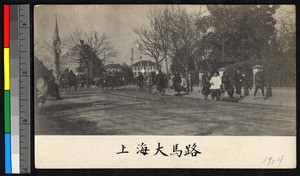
[132,60,157,77]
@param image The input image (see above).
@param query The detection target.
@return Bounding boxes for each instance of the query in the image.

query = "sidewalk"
[165,86,296,108]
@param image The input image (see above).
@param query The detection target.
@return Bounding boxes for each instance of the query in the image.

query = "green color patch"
[4,91,11,133]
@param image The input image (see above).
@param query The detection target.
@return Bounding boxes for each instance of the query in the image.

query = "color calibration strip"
[4,4,12,174]
[4,4,31,174]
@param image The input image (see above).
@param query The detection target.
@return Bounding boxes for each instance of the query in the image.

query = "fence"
[271,71,296,87]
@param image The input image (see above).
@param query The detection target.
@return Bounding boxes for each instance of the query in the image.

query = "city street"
[35,86,296,136]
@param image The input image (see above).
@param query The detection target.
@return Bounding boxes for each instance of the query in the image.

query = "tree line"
[134,5,295,91]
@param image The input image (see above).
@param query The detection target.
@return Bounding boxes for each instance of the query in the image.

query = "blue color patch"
[5,133,12,173]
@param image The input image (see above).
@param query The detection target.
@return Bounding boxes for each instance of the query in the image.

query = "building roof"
[105,63,123,70]
[133,60,156,67]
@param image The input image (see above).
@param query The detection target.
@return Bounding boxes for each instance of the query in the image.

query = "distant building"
[105,63,123,73]
[132,60,157,77]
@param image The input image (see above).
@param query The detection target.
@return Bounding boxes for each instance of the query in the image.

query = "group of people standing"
[201,68,266,100]
[133,66,267,101]
[202,69,247,100]
[136,70,168,95]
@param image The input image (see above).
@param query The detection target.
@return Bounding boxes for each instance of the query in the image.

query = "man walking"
[156,70,167,95]
[221,71,234,98]
[172,71,182,96]
[234,69,244,97]
[254,68,266,99]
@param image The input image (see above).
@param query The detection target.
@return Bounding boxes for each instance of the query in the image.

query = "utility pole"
[131,48,133,68]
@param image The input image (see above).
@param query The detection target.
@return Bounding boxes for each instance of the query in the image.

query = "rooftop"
[105,63,124,70]
[133,60,156,67]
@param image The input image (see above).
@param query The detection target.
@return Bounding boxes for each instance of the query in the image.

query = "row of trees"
[134,5,295,92]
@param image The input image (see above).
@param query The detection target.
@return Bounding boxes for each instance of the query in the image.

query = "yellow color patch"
[4,48,10,90]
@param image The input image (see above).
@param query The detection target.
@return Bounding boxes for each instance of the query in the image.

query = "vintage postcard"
[34,4,296,168]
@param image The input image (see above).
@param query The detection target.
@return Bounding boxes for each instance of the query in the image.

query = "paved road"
[35,86,296,136]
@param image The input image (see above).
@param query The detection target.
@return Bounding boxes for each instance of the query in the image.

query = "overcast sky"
[34,5,295,67]
[35,5,162,65]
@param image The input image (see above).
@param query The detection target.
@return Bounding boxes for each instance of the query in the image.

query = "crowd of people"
[201,68,266,101]
[136,70,168,95]
[202,70,239,101]
[134,67,267,101]
[35,55,267,104]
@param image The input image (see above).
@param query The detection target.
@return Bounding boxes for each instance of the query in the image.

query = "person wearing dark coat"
[172,72,182,95]
[46,70,62,99]
[221,71,234,98]
[234,69,244,96]
[254,68,266,99]
[156,70,167,95]
[137,73,144,90]
[201,72,211,100]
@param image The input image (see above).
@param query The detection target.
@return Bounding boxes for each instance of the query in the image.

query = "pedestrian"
[234,69,244,97]
[156,70,167,95]
[46,70,62,100]
[69,70,77,91]
[145,76,153,93]
[201,71,211,100]
[172,71,182,95]
[254,67,266,99]
[210,71,222,100]
[181,75,187,92]
[137,73,144,90]
[221,71,234,98]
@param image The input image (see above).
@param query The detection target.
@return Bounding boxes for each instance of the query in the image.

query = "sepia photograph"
[33,4,296,169]
[34,5,296,136]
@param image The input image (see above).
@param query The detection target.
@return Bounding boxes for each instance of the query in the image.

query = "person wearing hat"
[201,71,211,100]
[234,69,244,97]
[254,67,266,99]
[221,71,234,98]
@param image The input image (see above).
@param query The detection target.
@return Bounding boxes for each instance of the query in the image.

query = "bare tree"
[63,29,117,61]
[134,5,205,94]
[33,38,57,69]
[133,26,162,68]
[163,6,200,94]
[133,6,170,69]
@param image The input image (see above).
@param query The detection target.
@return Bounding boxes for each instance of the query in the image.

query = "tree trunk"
[165,56,170,92]
[155,59,160,71]
[194,59,199,70]
[185,68,189,94]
